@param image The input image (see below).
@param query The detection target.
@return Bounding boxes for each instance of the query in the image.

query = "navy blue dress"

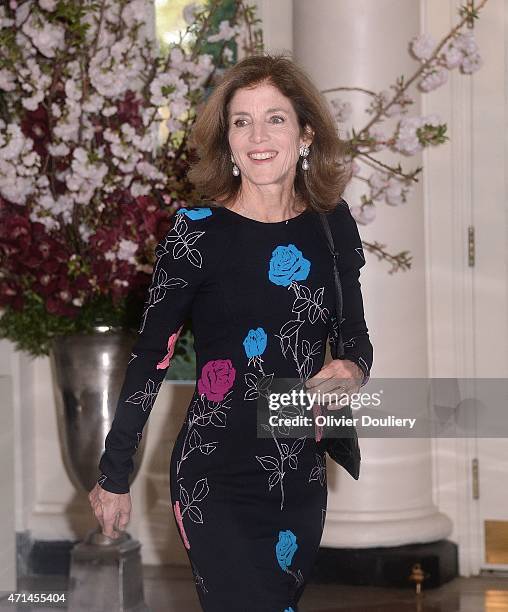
[97,199,373,612]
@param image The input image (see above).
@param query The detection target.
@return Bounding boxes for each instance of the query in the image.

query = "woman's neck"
[218,193,307,222]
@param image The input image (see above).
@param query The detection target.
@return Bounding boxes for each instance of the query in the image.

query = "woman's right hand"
[88,482,132,540]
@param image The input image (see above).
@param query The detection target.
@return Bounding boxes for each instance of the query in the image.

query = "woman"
[89,53,373,612]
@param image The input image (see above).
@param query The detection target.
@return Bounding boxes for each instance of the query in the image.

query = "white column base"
[323,508,453,548]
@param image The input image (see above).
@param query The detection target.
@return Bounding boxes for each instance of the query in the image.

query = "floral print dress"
[97,199,373,612]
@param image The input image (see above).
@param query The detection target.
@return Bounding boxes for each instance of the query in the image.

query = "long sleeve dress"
[97,198,373,612]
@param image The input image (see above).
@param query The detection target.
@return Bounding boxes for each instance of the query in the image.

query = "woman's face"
[227,82,313,190]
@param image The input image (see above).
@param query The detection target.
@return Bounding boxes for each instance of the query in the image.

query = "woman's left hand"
[304,358,363,410]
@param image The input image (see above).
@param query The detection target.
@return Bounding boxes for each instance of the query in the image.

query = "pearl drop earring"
[231,154,240,177]
[299,145,310,171]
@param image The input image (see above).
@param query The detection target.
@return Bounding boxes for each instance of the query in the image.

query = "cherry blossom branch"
[321,0,489,270]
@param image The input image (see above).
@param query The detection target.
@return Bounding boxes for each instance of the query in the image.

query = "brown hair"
[186,52,352,213]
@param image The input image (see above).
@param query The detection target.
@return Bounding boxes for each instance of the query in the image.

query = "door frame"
[423,0,507,576]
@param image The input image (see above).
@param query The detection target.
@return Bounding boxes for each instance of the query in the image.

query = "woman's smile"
[247,151,279,163]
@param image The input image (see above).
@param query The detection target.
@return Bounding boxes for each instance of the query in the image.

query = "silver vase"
[49,325,146,493]
[49,325,150,611]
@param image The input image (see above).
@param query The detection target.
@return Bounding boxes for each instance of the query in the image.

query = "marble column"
[293,0,453,549]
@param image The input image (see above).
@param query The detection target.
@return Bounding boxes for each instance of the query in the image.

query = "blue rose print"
[284,608,295,612]
[243,327,267,358]
[268,244,310,287]
[276,529,298,571]
[176,207,213,220]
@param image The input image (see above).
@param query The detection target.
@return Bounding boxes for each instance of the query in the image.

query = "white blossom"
[39,0,57,11]
[122,0,152,28]
[394,114,441,155]
[15,1,31,27]
[117,238,138,263]
[461,53,483,74]
[53,104,81,142]
[1,124,27,160]
[0,6,15,28]
[0,69,16,91]
[419,66,448,92]
[442,42,463,69]
[0,165,28,203]
[130,181,152,197]
[136,160,165,182]
[78,222,94,242]
[51,103,62,118]
[384,177,406,206]
[350,204,376,225]
[102,106,117,117]
[410,33,436,61]
[21,13,65,58]
[455,31,479,55]
[64,148,108,205]
[442,32,483,75]
[207,20,241,43]
[368,172,388,200]
[149,71,188,106]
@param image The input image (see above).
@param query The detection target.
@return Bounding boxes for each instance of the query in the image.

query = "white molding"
[0,375,15,590]
[422,0,507,576]
[421,0,476,576]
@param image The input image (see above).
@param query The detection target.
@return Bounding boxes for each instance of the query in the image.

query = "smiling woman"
[187,53,353,218]
[97,52,372,612]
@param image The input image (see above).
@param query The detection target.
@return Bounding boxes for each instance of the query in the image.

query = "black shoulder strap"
[318,212,344,359]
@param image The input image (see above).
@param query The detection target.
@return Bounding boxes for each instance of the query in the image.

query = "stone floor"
[143,566,508,611]
[1,565,507,611]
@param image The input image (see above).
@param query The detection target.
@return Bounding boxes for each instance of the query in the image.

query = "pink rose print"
[157,325,183,370]
[173,500,190,549]
[313,403,324,442]
[197,359,236,402]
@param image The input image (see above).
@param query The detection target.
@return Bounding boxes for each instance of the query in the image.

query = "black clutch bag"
[316,211,362,480]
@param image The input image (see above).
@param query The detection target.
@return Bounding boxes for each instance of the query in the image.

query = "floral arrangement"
[0,0,261,358]
[0,0,488,365]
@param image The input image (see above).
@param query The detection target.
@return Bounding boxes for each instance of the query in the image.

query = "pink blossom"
[394,117,422,155]
[207,20,241,44]
[350,205,376,225]
[461,53,483,74]
[443,43,463,69]
[395,113,442,155]
[157,325,183,369]
[455,31,479,55]
[385,178,405,206]
[197,359,236,402]
[410,33,437,61]
[419,67,448,92]
[173,501,190,549]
